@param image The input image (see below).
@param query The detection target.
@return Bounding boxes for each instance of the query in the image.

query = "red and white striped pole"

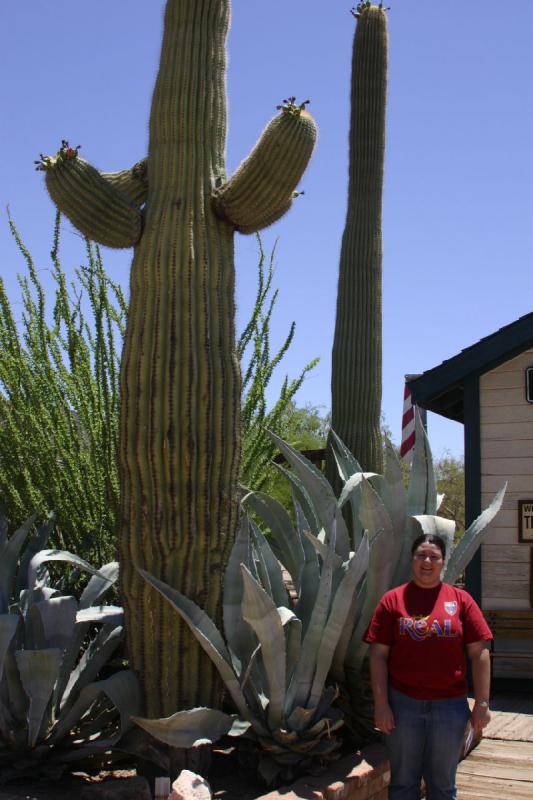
[400,383,416,463]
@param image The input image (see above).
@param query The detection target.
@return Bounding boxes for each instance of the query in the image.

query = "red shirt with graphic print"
[363,581,492,700]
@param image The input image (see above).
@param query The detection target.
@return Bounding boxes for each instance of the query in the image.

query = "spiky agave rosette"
[0,513,140,782]
[133,514,369,785]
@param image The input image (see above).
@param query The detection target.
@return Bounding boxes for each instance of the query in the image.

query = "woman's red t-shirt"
[363,581,492,699]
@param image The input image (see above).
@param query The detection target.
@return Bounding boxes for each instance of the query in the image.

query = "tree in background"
[436,454,465,538]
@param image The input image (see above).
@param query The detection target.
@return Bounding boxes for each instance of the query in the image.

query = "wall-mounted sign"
[518,499,533,542]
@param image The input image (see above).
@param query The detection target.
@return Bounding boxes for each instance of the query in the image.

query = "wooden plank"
[482,474,533,493]
[482,575,530,600]
[482,562,530,582]
[456,773,533,800]
[480,508,523,528]
[486,614,533,631]
[483,438,533,459]
[481,404,533,424]
[483,597,531,610]
[481,457,533,475]
[480,386,530,407]
[481,371,525,390]
[482,545,531,563]
[482,528,521,546]
[481,421,533,440]
[484,713,533,741]
[459,758,533,781]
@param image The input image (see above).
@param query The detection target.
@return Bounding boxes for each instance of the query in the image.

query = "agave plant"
[0,512,140,782]
[133,513,370,785]
[245,415,505,742]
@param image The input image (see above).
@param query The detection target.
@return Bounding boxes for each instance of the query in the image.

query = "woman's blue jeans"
[386,687,470,800]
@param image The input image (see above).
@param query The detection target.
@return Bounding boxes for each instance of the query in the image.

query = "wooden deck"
[457,691,533,798]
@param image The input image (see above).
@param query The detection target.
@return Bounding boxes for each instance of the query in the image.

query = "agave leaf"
[75,606,124,625]
[139,569,265,734]
[270,432,338,529]
[293,500,320,630]
[331,534,369,682]
[312,683,339,725]
[249,520,289,608]
[407,413,437,516]
[79,562,119,609]
[132,707,236,749]
[15,515,55,598]
[0,614,19,683]
[443,484,506,585]
[337,472,379,511]
[0,515,37,613]
[346,481,396,674]
[302,530,343,570]
[381,439,407,558]
[241,566,286,729]
[274,461,321,536]
[24,605,47,650]
[15,648,63,747]
[286,704,316,733]
[222,515,257,674]
[328,429,362,481]
[285,527,336,712]
[52,669,140,745]
[26,550,106,591]
[268,434,351,560]
[1,623,27,727]
[279,608,302,689]
[34,596,78,651]
[308,534,371,708]
[60,624,123,711]
[358,477,393,544]
[243,492,304,591]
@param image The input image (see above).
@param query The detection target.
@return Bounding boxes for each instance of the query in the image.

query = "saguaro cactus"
[38,0,316,717]
[329,3,387,476]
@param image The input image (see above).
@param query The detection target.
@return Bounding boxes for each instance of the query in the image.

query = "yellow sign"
[518,500,533,543]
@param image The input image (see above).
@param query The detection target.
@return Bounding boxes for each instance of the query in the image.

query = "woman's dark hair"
[410,534,446,559]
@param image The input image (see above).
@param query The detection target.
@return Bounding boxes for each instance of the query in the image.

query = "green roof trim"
[408,313,533,422]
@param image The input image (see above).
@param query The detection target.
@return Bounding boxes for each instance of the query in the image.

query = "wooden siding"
[480,348,533,610]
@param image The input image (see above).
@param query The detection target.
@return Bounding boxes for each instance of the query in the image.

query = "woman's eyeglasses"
[413,553,442,563]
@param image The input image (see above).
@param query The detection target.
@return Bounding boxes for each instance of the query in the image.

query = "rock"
[80,775,151,800]
[171,769,212,800]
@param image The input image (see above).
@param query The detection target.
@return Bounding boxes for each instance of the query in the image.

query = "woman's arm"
[369,643,395,734]
[466,640,492,732]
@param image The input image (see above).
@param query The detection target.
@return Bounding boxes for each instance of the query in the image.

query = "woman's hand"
[466,641,492,733]
[374,701,395,735]
[471,701,491,733]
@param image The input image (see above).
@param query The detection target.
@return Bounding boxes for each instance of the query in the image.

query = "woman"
[364,533,492,800]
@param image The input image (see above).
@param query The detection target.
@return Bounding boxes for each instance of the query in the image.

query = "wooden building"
[408,313,533,679]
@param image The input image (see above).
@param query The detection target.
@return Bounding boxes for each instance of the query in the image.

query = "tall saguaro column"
[38,0,316,717]
[329,4,388,476]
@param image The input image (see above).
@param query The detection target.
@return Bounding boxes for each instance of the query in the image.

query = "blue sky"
[1,1,532,460]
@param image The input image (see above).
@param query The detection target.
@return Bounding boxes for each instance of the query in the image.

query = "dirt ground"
[0,752,265,800]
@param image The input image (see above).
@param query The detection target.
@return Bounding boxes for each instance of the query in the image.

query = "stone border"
[256,744,390,800]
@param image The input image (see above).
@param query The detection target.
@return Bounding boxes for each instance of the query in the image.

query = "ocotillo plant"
[37,0,317,717]
[328,3,388,477]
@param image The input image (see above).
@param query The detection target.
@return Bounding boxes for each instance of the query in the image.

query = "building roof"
[407,312,533,423]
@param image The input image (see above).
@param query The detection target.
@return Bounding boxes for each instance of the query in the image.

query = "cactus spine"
[329,4,387,475]
[38,0,316,717]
